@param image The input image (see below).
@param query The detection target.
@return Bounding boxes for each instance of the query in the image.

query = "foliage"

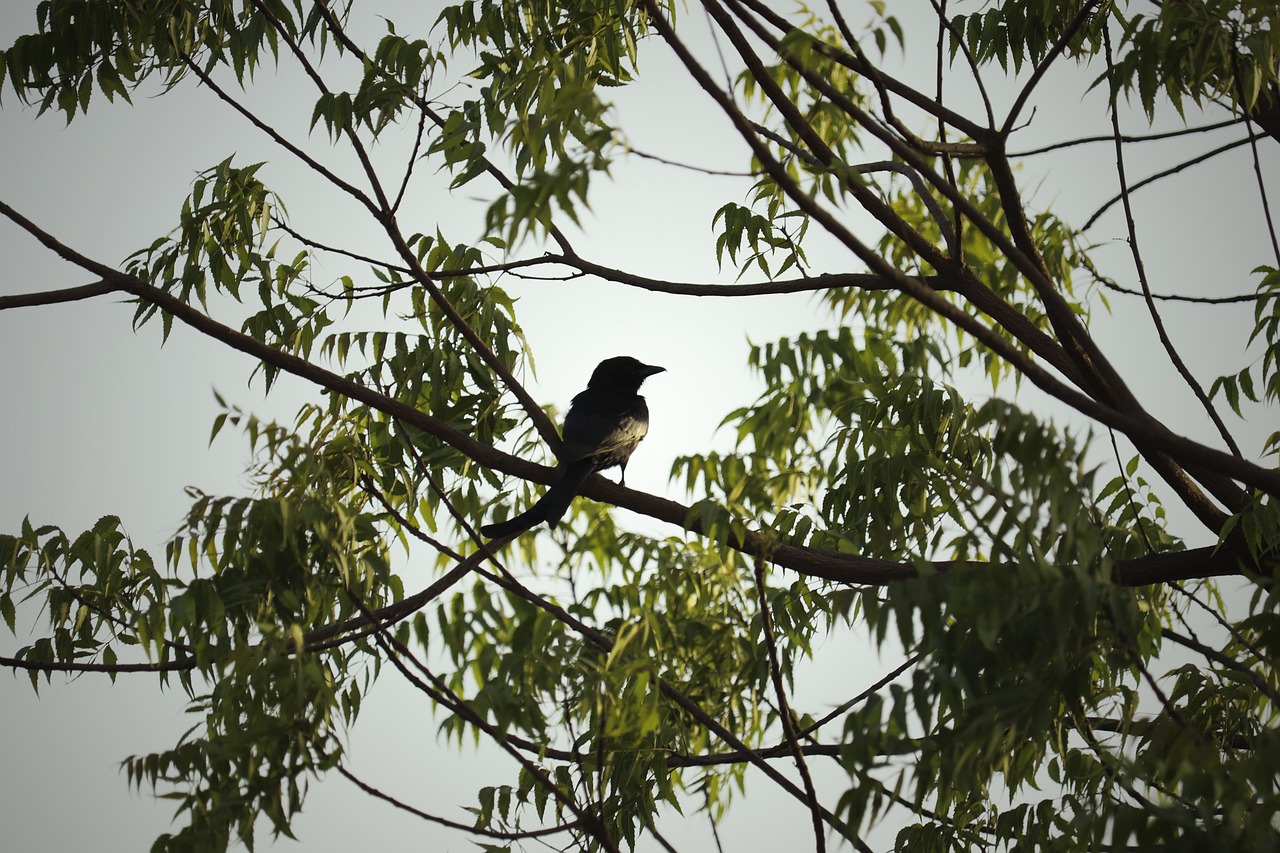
[2,1,1278,851]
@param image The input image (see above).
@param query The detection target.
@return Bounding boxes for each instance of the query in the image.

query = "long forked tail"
[480,459,597,539]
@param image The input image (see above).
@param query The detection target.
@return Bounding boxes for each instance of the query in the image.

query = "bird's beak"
[641,364,666,377]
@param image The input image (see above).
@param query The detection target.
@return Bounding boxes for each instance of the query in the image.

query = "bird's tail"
[480,459,597,539]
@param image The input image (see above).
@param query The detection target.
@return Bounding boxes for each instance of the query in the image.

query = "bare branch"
[348,589,620,852]
[0,653,194,673]
[754,558,827,853]
[337,765,580,840]
[0,280,117,310]
[1001,1,1104,135]
[623,144,756,176]
[1010,117,1247,157]
[1083,133,1264,231]
[1101,27,1242,459]
[0,200,1269,591]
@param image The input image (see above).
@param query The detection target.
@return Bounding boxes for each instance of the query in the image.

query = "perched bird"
[480,356,665,539]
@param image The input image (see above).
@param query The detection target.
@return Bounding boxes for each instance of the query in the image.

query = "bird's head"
[588,356,666,392]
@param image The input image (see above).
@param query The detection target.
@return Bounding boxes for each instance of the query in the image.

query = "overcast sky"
[2,2,1275,851]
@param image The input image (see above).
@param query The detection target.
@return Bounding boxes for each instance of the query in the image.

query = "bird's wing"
[561,393,649,466]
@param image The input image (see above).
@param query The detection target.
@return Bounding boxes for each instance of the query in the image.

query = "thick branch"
[0,280,118,309]
[0,654,193,673]
[0,201,1266,604]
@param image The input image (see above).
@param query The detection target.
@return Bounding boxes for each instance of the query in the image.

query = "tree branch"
[0,280,118,310]
[195,0,561,452]
[349,588,621,852]
[753,558,826,853]
[1001,1,1103,135]
[733,0,992,141]
[0,653,194,673]
[1161,627,1280,707]
[0,200,1266,598]
[1102,26,1243,460]
[1010,117,1247,157]
[1083,133,1264,232]
[337,765,580,840]
[644,4,1280,502]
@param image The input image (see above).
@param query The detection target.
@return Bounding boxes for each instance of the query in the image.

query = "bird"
[480,356,665,539]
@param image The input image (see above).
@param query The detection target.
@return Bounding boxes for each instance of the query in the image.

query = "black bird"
[480,356,665,539]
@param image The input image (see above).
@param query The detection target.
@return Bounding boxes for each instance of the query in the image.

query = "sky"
[1,1,1276,851]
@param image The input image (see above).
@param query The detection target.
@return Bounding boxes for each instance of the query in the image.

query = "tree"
[1,0,1278,850]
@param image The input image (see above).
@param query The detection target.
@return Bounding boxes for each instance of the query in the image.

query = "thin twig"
[392,85,431,214]
[306,0,578,255]
[346,588,620,852]
[271,217,411,275]
[736,0,989,141]
[928,0,996,127]
[1102,26,1242,459]
[796,654,921,740]
[180,54,375,214]
[1162,627,1280,706]
[805,0,985,159]
[624,145,756,176]
[1083,133,1263,231]
[753,558,826,853]
[1001,1,1103,135]
[246,0,393,212]
[1230,44,1280,267]
[338,765,580,839]
[1081,255,1265,304]
[1011,117,1247,156]
[1170,581,1268,666]
[934,0,965,254]
[1108,429,1156,551]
